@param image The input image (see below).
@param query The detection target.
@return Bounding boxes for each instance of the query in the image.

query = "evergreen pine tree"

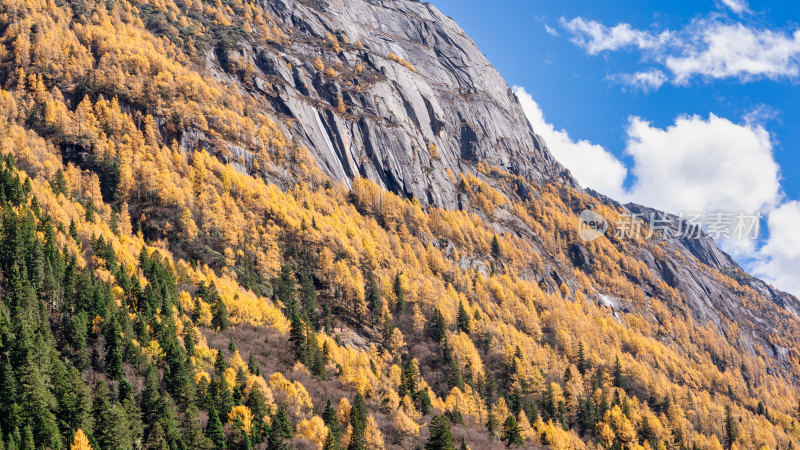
[491,235,501,259]
[182,405,213,450]
[428,308,446,342]
[323,430,338,450]
[163,331,195,405]
[214,347,228,374]
[447,358,465,391]
[724,405,738,450]
[486,412,499,439]
[184,321,198,358]
[348,393,368,450]
[20,426,33,450]
[393,271,405,314]
[425,415,455,450]
[247,353,261,376]
[638,416,656,448]
[365,269,381,325]
[141,364,162,428]
[612,355,624,389]
[51,361,92,440]
[206,406,226,450]
[323,303,333,334]
[501,415,524,447]
[289,314,307,364]
[322,398,342,445]
[92,380,133,450]
[104,317,123,379]
[275,263,296,317]
[245,387,270,443]
[146,422,170,450]
[399,359,418,399]
[456,301,470,334]
[211,296,229,331]
[266,429,288,450]
[577,342,588,375]
[18,363,62,450]
[299,271,318,328]
[157,393,183,447]
[214,377,235,418]
[271,407,293,440]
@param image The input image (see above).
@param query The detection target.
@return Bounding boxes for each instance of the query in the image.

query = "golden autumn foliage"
[0,0,799,447]
[269,372,313,419]
[364,414,386,450]
[387,52,415,72]
[313,56,325,72]
[70,429,92,450]
[228,405,254,433]
[297,415,329,449]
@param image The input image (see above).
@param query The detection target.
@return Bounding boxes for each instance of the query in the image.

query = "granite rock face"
[251,0,570,208]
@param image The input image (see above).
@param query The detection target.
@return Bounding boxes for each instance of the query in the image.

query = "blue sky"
[431,0,800,295]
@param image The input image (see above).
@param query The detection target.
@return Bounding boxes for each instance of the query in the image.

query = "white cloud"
[666,23,800,83]
[561,16,800,87]
[544,24,559,37]
[623,114,780,213]
[752,201,800,295]
[513,86,628,197]
[515,87,780,214]
[561,17,672,55]
[720,0,749,14]
[608,69,668,92]
[743,104,781,126]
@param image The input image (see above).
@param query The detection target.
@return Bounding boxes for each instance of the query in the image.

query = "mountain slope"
[234,0,800,369]
[246,0,800,376]
[0,0,798,448]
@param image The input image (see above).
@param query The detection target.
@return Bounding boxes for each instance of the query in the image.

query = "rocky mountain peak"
[246,0,571,207]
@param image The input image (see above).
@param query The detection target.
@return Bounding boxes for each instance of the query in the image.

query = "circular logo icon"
[578,209,608,242]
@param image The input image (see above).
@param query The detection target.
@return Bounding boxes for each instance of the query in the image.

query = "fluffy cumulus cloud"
[513,87,627,197]
[623,114,780,213]
[753,202,800,295]
[514,87,780,213]
[560,16,800,88]
[515,87,800,296]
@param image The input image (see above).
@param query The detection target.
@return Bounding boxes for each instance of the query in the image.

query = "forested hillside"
[0,0,799,449]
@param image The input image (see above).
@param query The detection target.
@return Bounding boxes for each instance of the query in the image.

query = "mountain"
[254,0,569,206]
[0,0,798,448]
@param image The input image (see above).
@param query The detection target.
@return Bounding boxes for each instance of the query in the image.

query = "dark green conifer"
[393,271,405,314]
[425,415,455,450]
[206,406,226,450]
[456,301,470,334]
[501,415,523,447]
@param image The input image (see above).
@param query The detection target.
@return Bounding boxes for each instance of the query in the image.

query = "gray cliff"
[250,0,570,207]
